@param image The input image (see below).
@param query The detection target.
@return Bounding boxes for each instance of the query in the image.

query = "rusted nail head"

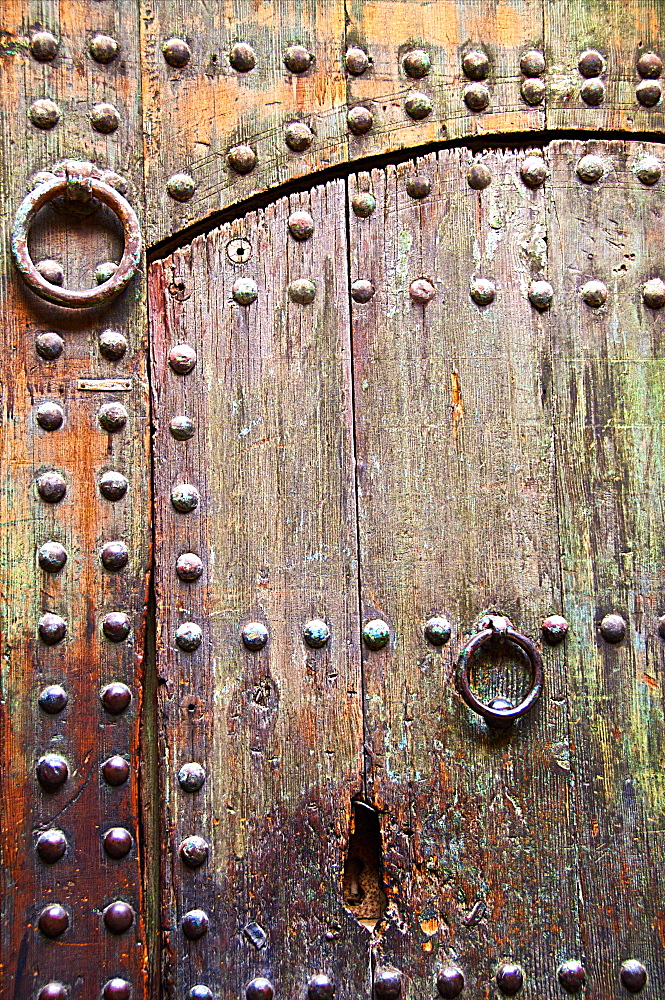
[576,154,604,183]
[167,172,196,201]
[178,761,206,792]
[101,540,128,571]
[637,52,663,78]
[98,402,128,432]
[39,684,68,714]
[528,279,553,309]
[103,827,133,859]
[351,279,375,303]
[405,90,433,120]
[406,175,431,199]
[345,47,370,75]
[347,105,373,134]
[162,37,191,67]
[103,612,131,642]
[520,155,549,188]
[463,82,490,111]
[580,78,605,106]
[285,121,314,152]
[409,278,436,304]
[599,613,626,643]
[232,277,259,304]
[36,471,67,503]
[168,343,197,374]
[99,329,128,360]
[403,49,430,78]
[352,192,376,217]
[246,979,274,1000]
[38,613,67,645]
[363,619,390,650]
[308,975,335,1000]
[288,278,317,304]
[91,102,121,134]
[229,41,256,72]
[634,155,662,185]
[436,968,465,999]
[170,415,196,440]
[36,401,64,431]
[643,277,665,308]
[36,332,64,359]
[520,49,545,77]
[227,144,257,174]
[303,619,331,648]
[171,483,200,512]
[288,210,315,240]
[99,470,128,500]
[102,755,130,785]
[424,616,452,646]
[176,622,203,651]
[38,985,68,1000]
[467,163,491,189]
[182,908,209,939]
[374,970,402,1000]
[179,835,210,867]
[37,259,64,285]
[176,552,203,581]
[470,277,496,306]
[463,49,490,80]
[89,34,120,63]
[636,80,662,106]
[103,980,132,1000]
[100,682,132,715]
[496,963,524,996]
[29,98,60,129]
[38,541,67,572]
[242,621,269,650]
[521,78,546,104]
[578,49,604,77]
[558,960,586,992]
[541,614,569,645]
[36,753,69,790]
[103,901,134,935]
[36,828,67,863]
[38,904,69,938]
[188,989,213,1000]
[620,960,647,993]
[30,31,59,61]
[283,44,314,74]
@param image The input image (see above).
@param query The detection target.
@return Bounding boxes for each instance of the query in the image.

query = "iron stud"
[98,402,128,432]
[580,79,605,106]
[467,163,491,189]
[180,835,210,867]
[347,105,373,134]
[36,332,64,359]
[36,754,69,790]
[37,471,67,503]
[303,619,331,648]
[635,155,662,184]
[424,616,452,646]
[520,49,545,76]
[496,963,523,996]
[103,901,134,934]
[643,277,665,308]
[30,31,59,61]
[636,80,661,106]
[470,277,495,306]
[576,154,604,183]
[102,755,130,786]
[409,278,436,304]
[168,344,197,374]
[89,34,119,63]
[227,144,257,174]
[103,612,132,642]
[351,280,375,303]
[283,45,314,74]
[637,52,662,78]
[229,42,256,72]
[363,619,390,650]
[39,684,68,714]
[103,827,133,859]
[37,259,64,285]
[170,415,196,440]
[99,470,128,500]
[288,210,315,240]
[29,99,60,129]
[406,175,431,199]
[352,192,376,217]
[246,979,273,1000]
[528,280,553,309]
[36,829,67,863]
[578,49,604,77]
[520,155,549,187]
[167,172,196,201]
[101,682,132,715]
[558,960,585,992]
[38,904,69,938]
[288,279,317,304]
[436,968,465,999]
[91,102,121,133]
[521,78,546,104]
[38,541,68,572]
[242,621,269,650]
[403,49,430,78]
[176,622,203,651]
[99,329,128,360]
[38,613,67,645]
[101,541,128,571]
[38,986,67,1000]
[463,50,489,80]
[285,122,314,152]
[176,552,203,581]
[189,990,212,1000]
[463,83,490,111]
[599,613,626,643]
[232,277,259,304]
[345,47,370,75]
[405,91,433,119]
[620,961,647,993]
[581,279,608,307]
[308,975,335,1000]
[178,762,206,792]
[182,908,209,939]
[103,981,132,1000]
[162,38,191,67]
[541,614,569,645]
[171,483,200,512]
[374,970,402,1000]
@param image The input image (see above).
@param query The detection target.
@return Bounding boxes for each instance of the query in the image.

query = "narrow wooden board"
[0,2,151,997]
[349,148,578,999]
[549,138,665,999]
[148,180,368,1000]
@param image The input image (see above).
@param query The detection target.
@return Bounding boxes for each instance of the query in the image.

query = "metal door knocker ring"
[456,615,544,729]
[11,168,142,308]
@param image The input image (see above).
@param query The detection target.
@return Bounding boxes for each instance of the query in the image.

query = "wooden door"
[1,4,665,1000]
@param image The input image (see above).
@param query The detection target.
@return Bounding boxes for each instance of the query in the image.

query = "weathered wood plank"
[349,148,579,999]
[148,180,368,1000]
[0,2,151,997]
[546,1,665,133]
[549,138,665,999]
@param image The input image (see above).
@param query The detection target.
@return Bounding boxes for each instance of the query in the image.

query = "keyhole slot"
[342,800,387,930]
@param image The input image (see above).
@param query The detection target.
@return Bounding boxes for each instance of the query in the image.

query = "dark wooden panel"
[349,148,578,999]
[0,2,151,997]
[549,138,665,999]
[148,180,368,1000]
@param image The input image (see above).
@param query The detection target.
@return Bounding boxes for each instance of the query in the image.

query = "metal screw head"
[98,402,128,432]
[599,613,626,643]
[528,279,553,309]
[308,976,335,1000]
[38,985,68,1000]
[99,329,128,360]
[580,279,608,307]
[89,34,119,63]
[229,41,256,72]
[103,980,132,1000]
[288,278,317,304]
[637,52,663,78]
[405,91,433,120]
[38,541,68,573]
[403,49,430,78]
[643,277,665,308]
[576,154,604,183]
[101,541,128,571]
[351,279,375,303]
[352,192,376,217]
[303,619,331,648]
[374,970,402,1000]
[520,49,545,76]
[436,968,464,999]
[636,80,662,106]
[188,988,212,1000]
[496,963,523,996]
[542,614,569,645]
[178,761,206,792]
[103,827,133,859]
[347,105,374,134]
[39,684,68,714]
[406,175,431,199]
[182,908,209,939]
[470,277,496,306]
[91,102,121,133]
[167,172,196,201]
[38,613,67,645]
[578,49,604,77]
[162,37,191,67]
[30,30,59,61]
[30,98,60,129]
[288,210,315,240]
[558,960,585,992]
[242,621,269,650]
[246,979,273,1000]
[620,960,647,993]
[103,612,132,642]
[176,622,203,651]
[169,344,197,374]
[170,415,196,440]
[227,144,257,174]
[232,277,259,305]
[285,121,314,152]
[345,47,370,75]
[227,238,252,263]
[171,483,200,512]
[101,682,132,715]
[284,44,314,74]
[409,278,436,304]
[520,155,549,188]
[424,616,452,646]
[463,49,489,80]
[580,78,605,106]
[37,259,65,285]
[38,904,69,938]
[104,901,134,934]
[180,835,210,867]
[635,155,662,185]
[467,162,491,189]
[102,755,130,786]
[176,552,203,581]
[36,332,64,359]
[36,471,67,504]
[463,83,490,111]
[521,78,546,104]
[36,829,67,863]
[99,470,128,500]
[363,619,390,650]
[36,754,69,791]
[95,261,119,285]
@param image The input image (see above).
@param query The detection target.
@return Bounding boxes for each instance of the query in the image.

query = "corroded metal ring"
[11,175,142,307]
[456,615,544,727]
